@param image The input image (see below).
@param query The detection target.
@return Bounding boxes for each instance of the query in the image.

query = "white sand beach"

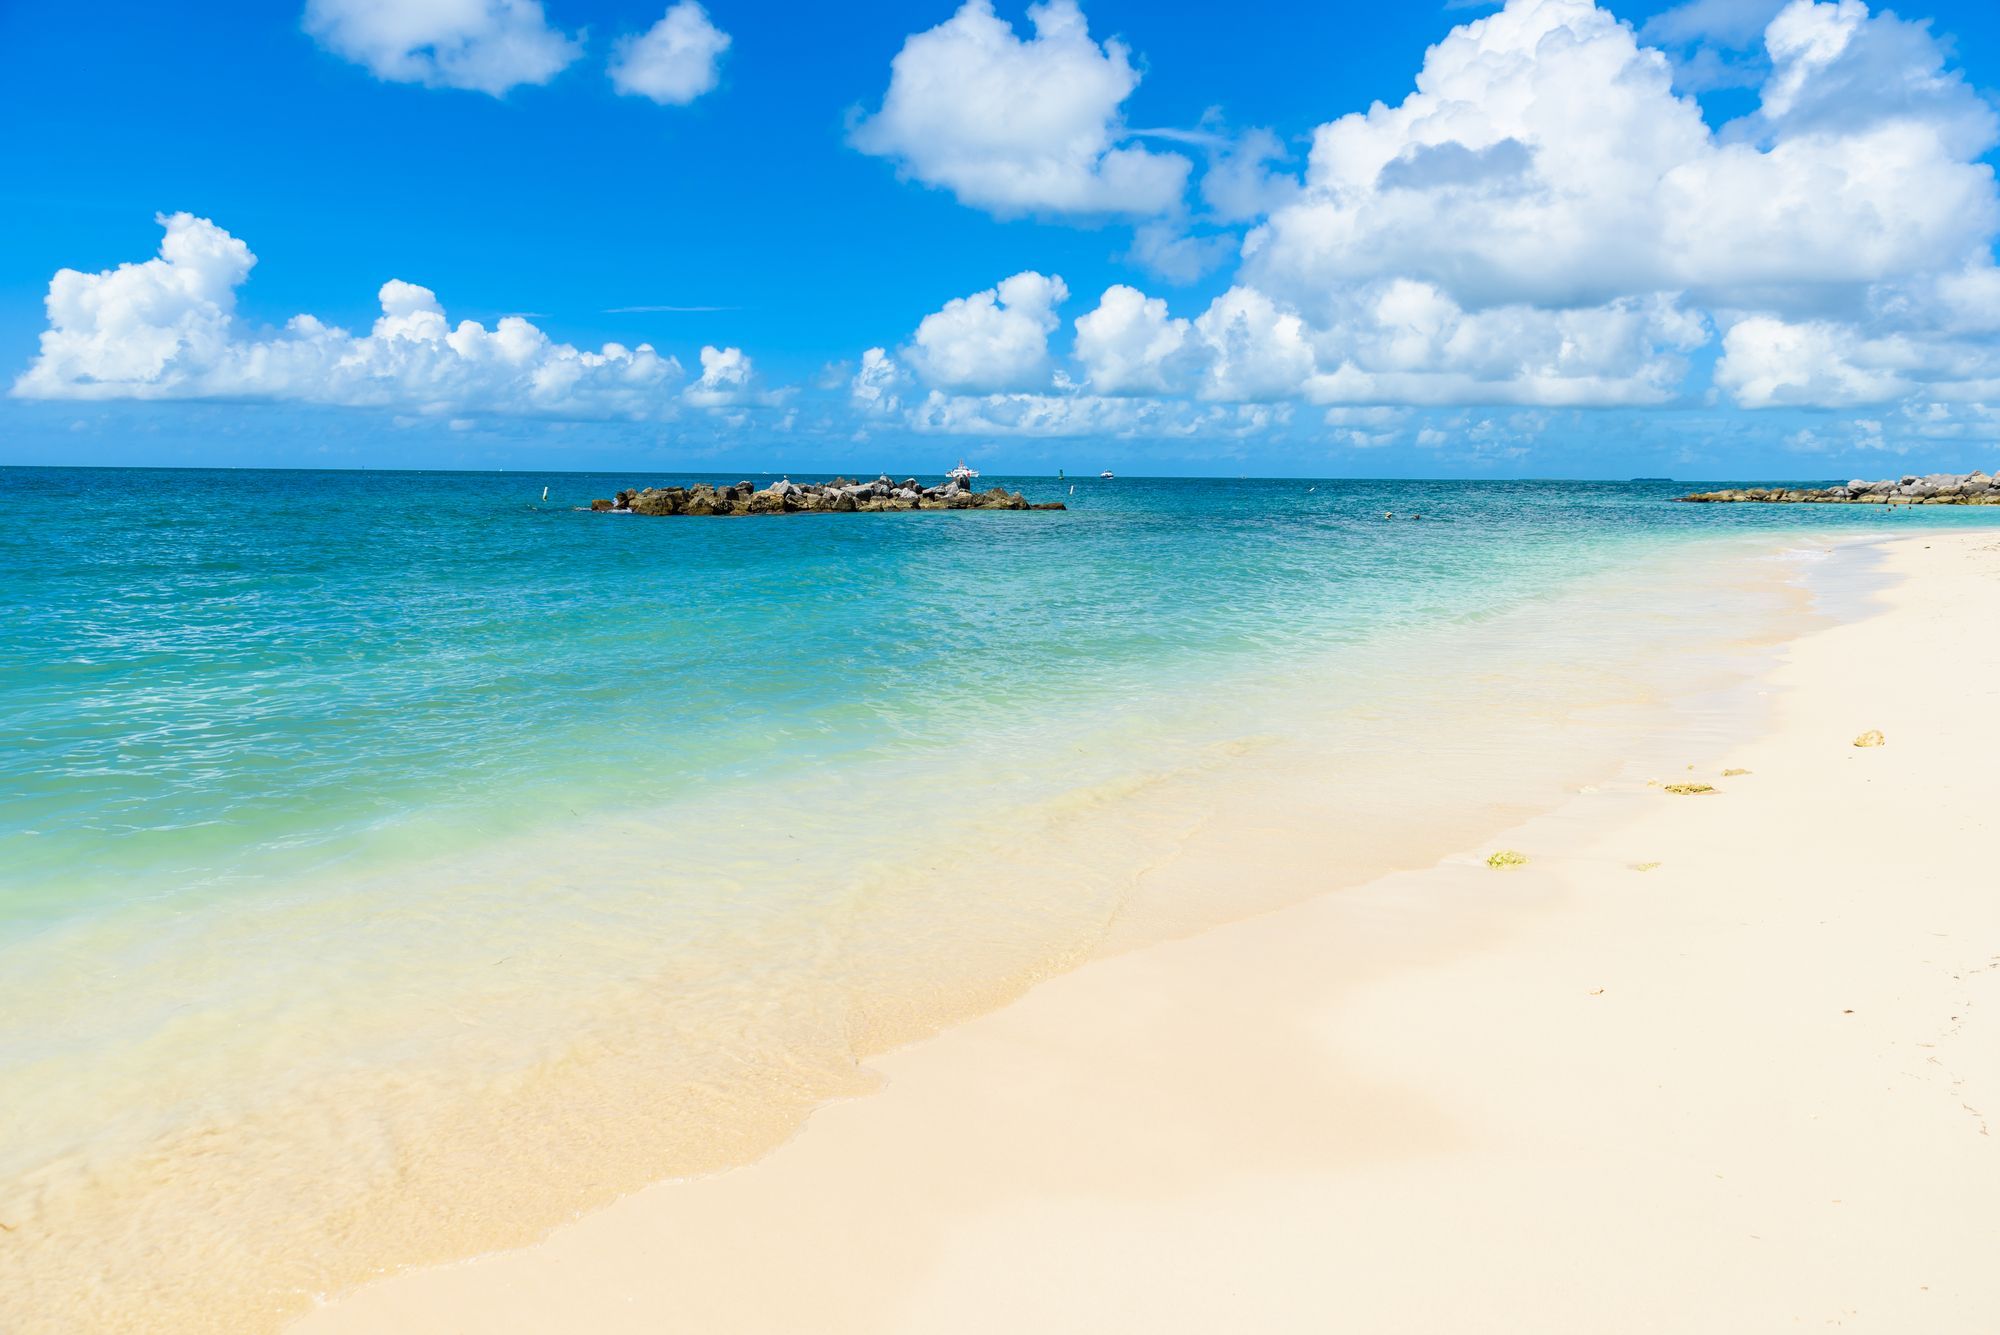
[296,530,2000,1333]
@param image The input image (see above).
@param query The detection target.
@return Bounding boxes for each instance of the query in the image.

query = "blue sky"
[5,0,2000,477]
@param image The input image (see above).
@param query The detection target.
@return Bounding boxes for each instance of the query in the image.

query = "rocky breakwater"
[1679,471,2000,505]
[588,476,1064,515]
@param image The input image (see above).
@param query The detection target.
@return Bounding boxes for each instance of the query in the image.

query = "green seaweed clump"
[1664,783,1715,795]
[1485,849,1529,869]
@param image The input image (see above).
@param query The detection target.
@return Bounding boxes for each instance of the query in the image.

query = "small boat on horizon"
[1099,469,1115,480]
[946,460,980,482]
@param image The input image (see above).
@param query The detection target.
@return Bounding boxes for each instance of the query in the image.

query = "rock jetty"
[588,476,1063,515]
[1679,472,2000,505]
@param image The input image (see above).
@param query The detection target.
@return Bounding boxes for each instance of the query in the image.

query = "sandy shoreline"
[294,529,2000,1333]
[1,525,1807,1334]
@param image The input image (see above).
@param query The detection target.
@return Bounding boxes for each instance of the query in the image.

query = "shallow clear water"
[6,466,1981,931]
[2,466,1996,1329]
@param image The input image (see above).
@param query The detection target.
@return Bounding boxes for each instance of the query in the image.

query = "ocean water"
[3,466,1997,1329]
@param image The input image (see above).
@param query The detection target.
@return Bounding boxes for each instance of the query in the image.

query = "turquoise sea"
[8,465,1985,931]
[4,465,1998,1328]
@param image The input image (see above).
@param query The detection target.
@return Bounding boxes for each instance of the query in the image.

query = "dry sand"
[298,531,2000,1334]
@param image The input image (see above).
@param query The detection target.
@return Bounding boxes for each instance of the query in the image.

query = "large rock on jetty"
[587,476,1064,515]
[1679,472,2000,504]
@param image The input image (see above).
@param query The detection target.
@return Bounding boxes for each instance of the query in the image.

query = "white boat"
[946,460,980,482]
[1099,469,1115,480]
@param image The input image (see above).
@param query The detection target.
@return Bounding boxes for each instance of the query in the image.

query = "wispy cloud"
[1125,126,1228,147]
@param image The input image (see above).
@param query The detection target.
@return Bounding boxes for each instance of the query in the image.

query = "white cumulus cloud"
[303,0,580,95]
[13,214,695,419]
[610,2,731,105]
[1069,276,1699,408]
[1715,317,1910,407]
[1212,0,2000,413]
[682,344,788,409]
[850,347,905,415]
[1073,285,1196,395]
[1244,0,1997,318]
[849,0,1190,218]
[906,271,1070,392]
[1302,284,1708,407]
[1071,284,1318,403]
[1715,315,2000,407]
[1195,286,1318,403]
